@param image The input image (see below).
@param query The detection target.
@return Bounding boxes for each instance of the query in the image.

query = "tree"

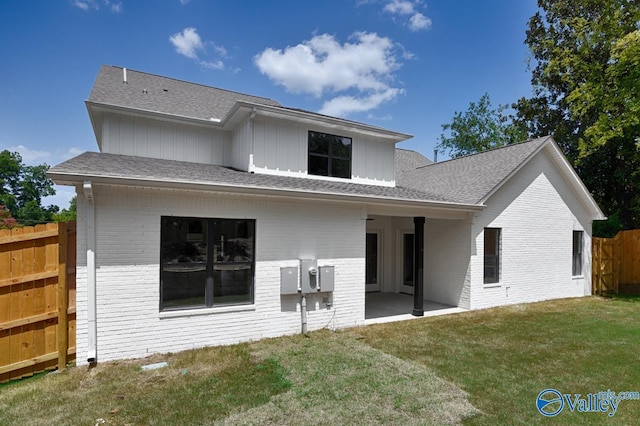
[52,196,77,222]
[0,149,60,226]
[437,93,529,158]
[0,204,17,229]
[514,0,640,232]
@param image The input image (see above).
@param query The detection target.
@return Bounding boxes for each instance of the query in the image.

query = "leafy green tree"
[514,0,640,232]
[0,149,61,226]
[52,196,77,222]
[438,93,529,158]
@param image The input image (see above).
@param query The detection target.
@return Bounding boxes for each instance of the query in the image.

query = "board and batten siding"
[249,117,395,185]
[351,137,395,184]
[74,186,365,363]
[469,150,593,310]
[230,119,252,171]
[101,114,232,165]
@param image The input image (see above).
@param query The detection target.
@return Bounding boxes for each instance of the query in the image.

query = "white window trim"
[159,304,256,319]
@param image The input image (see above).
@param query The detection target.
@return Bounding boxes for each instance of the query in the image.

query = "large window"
[484,228,501,284]
[308,130,352,179]
[572,230,583,276]
[160,217,255,311]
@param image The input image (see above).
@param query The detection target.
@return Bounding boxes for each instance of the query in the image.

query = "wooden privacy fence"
[0,221,76,383]
[592,229,640,296]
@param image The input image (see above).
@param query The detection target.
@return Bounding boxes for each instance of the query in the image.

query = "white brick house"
[49,65,605,363]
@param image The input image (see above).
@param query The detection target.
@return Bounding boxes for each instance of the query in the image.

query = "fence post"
[57,222,68,370]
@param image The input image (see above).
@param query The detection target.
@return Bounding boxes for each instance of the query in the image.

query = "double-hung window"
[572,230,583,276]
[160,217,255,311]
[308,131,352,179]
[484,228,501,284]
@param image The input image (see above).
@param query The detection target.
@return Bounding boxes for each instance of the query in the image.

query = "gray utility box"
[280,266,299,295]
[300,259,318,293]
[319,266,334,292]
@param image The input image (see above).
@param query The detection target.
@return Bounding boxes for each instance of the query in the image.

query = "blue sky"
[0,0,538,208]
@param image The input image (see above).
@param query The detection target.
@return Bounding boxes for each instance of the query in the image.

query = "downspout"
[83,181,97,364]
[301,294,308,334]
[248,107,256,173]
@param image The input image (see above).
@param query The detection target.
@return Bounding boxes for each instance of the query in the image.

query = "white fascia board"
[47,171,483,213]
[544,141,606,221]
[85,101,226,130]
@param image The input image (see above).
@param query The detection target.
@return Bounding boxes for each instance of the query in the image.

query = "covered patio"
[364,292,466,325]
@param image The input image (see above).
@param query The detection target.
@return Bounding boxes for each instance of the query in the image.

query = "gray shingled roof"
[397,136,551,204]
[88,65,280,120]
[395,148,433,172]
[49,138,554,207]
[49,152,470,206]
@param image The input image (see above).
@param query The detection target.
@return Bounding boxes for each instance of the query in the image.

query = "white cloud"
[179,0,191,4]
[255,32,400,95]
[169,27,204,59]
[409,12,431,31]
[319,88,403,117]
[8,145,83,166]
[169,27,229,71]
[8,145,52,164]
[72,0,121,13]
[383,0,432,31]
[384,0,415,15]
[255,32,406,117]
[43,186,76,210]
[199,60,224,70]
[72,0,98,11]
[104,0,122,13]
[210,42,228,58]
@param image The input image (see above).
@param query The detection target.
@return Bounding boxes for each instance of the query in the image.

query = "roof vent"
[123,67,127,84]
[142,89,148,94]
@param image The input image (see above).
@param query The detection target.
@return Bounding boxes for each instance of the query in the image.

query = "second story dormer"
[86,65,411,187]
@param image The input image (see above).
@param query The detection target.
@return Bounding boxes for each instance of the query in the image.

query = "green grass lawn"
[356,296,640,425]
[1,296,638,425]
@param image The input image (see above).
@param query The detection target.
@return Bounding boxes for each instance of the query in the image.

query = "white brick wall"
[424,219,472,309]
[469,149,593,310]
[75,186,365,363]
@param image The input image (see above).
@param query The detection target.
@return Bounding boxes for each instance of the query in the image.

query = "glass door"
[365,232,381,292]
[400,233,414,294]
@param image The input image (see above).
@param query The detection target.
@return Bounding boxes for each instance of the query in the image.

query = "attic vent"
[142,89,148,94]
[163,89,168,92]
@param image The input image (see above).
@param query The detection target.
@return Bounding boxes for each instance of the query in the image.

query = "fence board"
[0,222,76,383]
[593,230,640,295]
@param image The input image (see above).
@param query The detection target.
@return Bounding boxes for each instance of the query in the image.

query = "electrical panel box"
[319,266,334,292]
[280,266,299,295]
[300,259,318,293]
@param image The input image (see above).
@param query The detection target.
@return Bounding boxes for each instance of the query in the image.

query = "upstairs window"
[308,131,352,179]
[484,228,501,284]
[572,230,583,276]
